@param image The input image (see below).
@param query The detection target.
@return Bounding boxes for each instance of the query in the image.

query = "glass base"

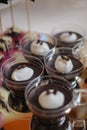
[30,115,71,130]
[8,92,30,113]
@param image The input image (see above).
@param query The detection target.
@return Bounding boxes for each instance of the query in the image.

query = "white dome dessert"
[38,89,65,109]
[11,66,34,81]
[30,40,50,56]
[60,32,77,42]
[55,55,73,73]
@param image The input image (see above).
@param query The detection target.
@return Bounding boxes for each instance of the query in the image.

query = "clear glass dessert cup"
[25,76,87,130]
[1,55,44,115]
[52,24,85,49]
[20,31,57,60]
[44,47,83,89]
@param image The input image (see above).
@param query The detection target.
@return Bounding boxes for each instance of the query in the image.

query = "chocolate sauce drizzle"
[16,64,26,70]
[61,55,69,61]
[46,89,57,95]
[36,40,43,45]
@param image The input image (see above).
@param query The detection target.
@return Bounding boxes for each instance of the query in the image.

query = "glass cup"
[44,47,83,89]
[1,55,44,115]
[25,76,73,130]
[52,24,85,48]
[20,31,57,60]
[25,76,87,130]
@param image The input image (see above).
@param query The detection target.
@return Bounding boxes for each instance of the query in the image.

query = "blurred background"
[1,0,87,34]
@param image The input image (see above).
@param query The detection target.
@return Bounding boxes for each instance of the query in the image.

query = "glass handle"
[73,88,87,107]
[72,41,83,58]
[72,119,86,130]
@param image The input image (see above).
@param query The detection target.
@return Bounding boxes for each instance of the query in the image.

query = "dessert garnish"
[16,64,26,70]
[55,55,73,73]
[59,32,78,42]
[30,39,50,56]
[11,65,34,81]
[38,89,65,109]
[36,40,43,45]
[61,54,70,61]
[46,89,57,95]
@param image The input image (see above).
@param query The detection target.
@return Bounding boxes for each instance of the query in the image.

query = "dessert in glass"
[1,55,44,117]
[52,24,85,60]
[25,76,87,130]
[20,32,57,76]
[20,32,57,60]
[25,76,72,130]
[52,24,85,48]
[44,47,83,89]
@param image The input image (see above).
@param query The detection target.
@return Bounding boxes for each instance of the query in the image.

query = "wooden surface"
[0,87,32,130]
[4,119,31,130]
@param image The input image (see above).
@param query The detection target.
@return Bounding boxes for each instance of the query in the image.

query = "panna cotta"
[60,32,77,42]
[1,56,44,112]
[20,33,56,58]
[11,66,34,81]
[30,40,50,56]
[38,89,65,109]
[56,31,82,43]
[3,61,43,83]
[55,31,83,48]
[55,55,73,73]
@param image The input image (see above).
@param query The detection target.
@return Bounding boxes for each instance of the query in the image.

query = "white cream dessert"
[38,89,65,109]
[55,55,73,73]
[60,32,77,42]
[11,66,34,81]
[30,40,50,56]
